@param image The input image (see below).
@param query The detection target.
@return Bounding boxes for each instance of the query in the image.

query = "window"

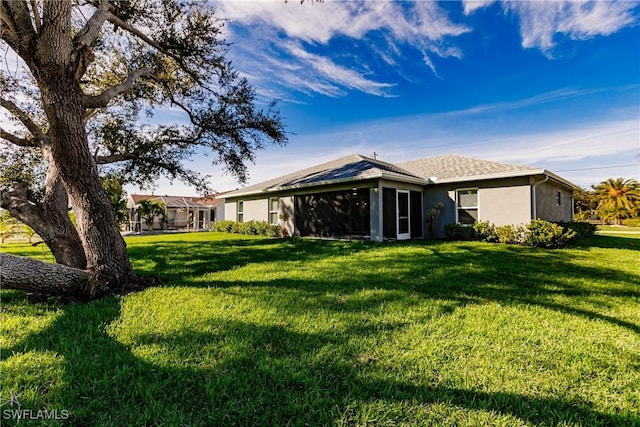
[556,191,562,206]
[456,189,478,225]
[237,201,244,223]
[268,197,279,224]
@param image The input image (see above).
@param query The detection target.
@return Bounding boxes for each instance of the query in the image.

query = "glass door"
[397,190,410,240]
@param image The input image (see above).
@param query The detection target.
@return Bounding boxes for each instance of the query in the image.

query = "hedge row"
[444,219,596,249]
[622,217,640,227]
[212,220,288,238]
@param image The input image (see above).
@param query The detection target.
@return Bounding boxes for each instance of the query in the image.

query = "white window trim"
[455,187,479,225]
[268,197,279,225]
[237,200,244,223]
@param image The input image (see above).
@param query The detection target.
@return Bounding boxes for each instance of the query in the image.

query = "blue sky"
[143,0,640,196]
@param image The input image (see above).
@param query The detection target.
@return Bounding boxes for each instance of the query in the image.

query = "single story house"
[223,154,577,240]
[126,194,225,232]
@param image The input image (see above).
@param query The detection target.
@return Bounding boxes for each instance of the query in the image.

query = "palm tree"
[137,200,167,232]
[592,178,640,225]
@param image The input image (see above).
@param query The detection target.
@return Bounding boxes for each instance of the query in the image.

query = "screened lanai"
[126,194,224,232]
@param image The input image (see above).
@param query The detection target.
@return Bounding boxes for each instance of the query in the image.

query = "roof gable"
[225,154,423,197]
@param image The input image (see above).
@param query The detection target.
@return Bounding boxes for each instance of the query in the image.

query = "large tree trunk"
[0,253,90,296]
[31,0,134,286]
[1,147,87,270]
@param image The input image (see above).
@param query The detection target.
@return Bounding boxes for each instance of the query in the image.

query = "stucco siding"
[225,202,237,221]
[242,199,269,222]
[424,177,534,237]
[535,181,573,222]
[479,185,531,226]
[279,196,295,235]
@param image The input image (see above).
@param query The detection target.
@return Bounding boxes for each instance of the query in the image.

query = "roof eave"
[430,169,546,184]
[430,169,578,189]
[225,171,426,198]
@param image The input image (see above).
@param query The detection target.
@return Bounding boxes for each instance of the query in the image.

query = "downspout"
[531,174,549,220]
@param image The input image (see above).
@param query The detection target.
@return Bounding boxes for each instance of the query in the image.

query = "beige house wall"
[479,184,531,226]
[278,196,295,236]
[535,180,573,222]
[225,202,237,222]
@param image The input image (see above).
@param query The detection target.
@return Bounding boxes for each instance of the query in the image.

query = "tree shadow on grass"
[1,296,636,426]
[125,237,375,284]
[176,238,640,336]
[577,235,640,251]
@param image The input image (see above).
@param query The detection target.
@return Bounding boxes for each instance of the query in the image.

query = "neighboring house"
[126,193,225,232]
[223,154,576,240]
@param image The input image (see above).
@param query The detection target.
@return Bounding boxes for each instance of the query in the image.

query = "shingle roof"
[397,154,541,182]
[223,153,576,198]
[225,154,424,197]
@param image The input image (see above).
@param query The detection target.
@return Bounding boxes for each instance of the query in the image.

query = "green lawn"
[1,233,639,426]
[597,225,640,236]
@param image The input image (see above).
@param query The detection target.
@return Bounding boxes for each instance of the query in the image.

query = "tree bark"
[30,0,134,286]
[0,253,89,296]
[1,147,87,270]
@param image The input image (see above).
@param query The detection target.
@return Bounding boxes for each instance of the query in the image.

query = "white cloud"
[504,0,638,55]
[214,0,470,97]
[462,0,638,55]
[462,0,496,15]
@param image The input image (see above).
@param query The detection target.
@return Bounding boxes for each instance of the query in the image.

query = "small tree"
[425,202,444,237]
[137,200,166,232]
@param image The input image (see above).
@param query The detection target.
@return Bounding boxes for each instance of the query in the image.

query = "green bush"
[524,219,577,249]
[622,217,640,227]
[444,223,474,240]
[472,221,498,243]
[556,221,596,238]
[212,220,288,238]
[495,224,528,245]
[212,220,235,233]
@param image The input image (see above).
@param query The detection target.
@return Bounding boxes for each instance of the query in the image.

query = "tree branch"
[105,10,175,59]
[0,98,47,143]
[82,67,152,108]
[28,0,41,33]
[95,153,135,164]
[73,0,112,49]
[0,4,20,46]
[0,1,36,53]
[0,253,89,296]
[0,127,37,147]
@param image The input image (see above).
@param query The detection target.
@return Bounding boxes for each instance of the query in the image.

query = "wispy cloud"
[465,0,639,55]
[215,0,469,97]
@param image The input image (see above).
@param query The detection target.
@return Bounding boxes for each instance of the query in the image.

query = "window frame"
[556,191,562,206]
[268,197,279,225]
[455,188,479,226]
[237,200,244,223]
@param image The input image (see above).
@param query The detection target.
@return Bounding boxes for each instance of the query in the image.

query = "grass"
[1,232,639,426]
[597,225,640,236]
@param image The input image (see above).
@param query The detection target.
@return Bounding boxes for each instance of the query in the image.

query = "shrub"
[524,219,577,249]
[212,220,235,233]
[495,224,528,245]
[556,221,596,239]
[211,220,287,238]
[622,217,640,227]
[444,223,474,240]
[473,221,498,243]
[574,211,591,222]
